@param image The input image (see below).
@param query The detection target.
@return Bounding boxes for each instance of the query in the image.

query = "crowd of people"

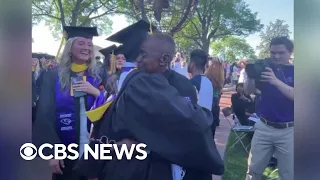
[31,19,294,180]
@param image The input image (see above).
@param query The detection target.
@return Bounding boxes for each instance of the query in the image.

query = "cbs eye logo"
[20,143,37,160]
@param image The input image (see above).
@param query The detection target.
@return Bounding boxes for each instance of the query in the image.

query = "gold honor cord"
[147,16,153,34]
[108,50,116,74]
[55,31,66,60]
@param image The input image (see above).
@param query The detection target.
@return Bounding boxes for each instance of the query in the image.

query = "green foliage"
[223,132,280,180]
[116,0,194,35]
[33,0,194,39]
[115,0,197,57]
[257,19,291,58]
[177,0,263,53]
[32,0,116,39]
[211,36,257,63]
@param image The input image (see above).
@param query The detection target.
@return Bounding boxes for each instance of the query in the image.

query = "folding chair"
[222,107,279,180]
[222,106,254,154]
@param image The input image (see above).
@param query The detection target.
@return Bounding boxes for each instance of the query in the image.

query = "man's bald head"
[145,33,176,59]
[137,32,176,73]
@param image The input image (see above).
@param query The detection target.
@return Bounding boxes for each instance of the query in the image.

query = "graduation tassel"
[108,50,116,74]
[55,31,66,61]
[147,16,153,34]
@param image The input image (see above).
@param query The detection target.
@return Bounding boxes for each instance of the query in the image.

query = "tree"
[177,0,263,54]
[257,19,291,58]
[117,0,196,36]
[32,0,117,39]
[211,36,257,62]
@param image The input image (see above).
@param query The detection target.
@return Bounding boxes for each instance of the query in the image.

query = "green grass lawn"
[222,132,280,180]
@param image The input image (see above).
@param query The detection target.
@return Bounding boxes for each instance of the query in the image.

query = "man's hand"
[261,67,280,86]
[261,67,293,101]
[49,159,64,174]
[239,94,246,100]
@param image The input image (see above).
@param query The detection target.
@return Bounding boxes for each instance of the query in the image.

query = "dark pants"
[237,116,255,127]
[232,80,238,85]
[216,106,220,126]
[212,124,217,140]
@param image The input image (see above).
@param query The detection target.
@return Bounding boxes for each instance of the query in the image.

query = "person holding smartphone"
[33,26,105,180]
[244,37,294,180]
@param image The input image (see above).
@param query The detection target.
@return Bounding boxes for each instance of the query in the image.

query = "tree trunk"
[70,0,82,26]
[57,0,66,26]
[139,0,148,21]
[202,40,210,54]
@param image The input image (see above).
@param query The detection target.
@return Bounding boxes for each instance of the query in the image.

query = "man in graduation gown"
[33,26,106,180]
[75,24,224,180]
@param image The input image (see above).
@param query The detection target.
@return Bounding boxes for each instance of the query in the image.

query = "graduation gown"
[32,69,44,123]
[75,70,224,180]
[163,70,218,180]
[32,72,37,123]
[32,68,104,180]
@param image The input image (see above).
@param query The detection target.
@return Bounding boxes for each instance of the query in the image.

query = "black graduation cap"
[99,45,122,73]
[63,26,99,40]
[113,45,125,55]
[44,54,55,60]
[32,53,40,59]
[106,20,157,62]
[32,53,46,59]
[99,45,117,57]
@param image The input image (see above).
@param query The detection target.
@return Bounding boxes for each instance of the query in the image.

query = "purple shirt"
[258,64,294,122]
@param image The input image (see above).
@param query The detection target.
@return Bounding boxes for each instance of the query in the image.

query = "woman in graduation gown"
[75,33,224,180]
[114,48,127,76]
[33,26,105,180]
[32,55,43,123]
[98,45,121,93]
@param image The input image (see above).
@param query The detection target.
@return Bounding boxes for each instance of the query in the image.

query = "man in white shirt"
[232,64,240,85]
[188,49,213,112]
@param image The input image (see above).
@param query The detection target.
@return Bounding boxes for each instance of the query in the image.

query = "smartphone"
[71,76,86,97]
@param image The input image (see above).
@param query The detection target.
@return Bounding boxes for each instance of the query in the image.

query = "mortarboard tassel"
[109,50,116,74]
[147,16,153,34]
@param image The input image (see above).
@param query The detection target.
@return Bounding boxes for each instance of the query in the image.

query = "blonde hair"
[34,58,41,80]
[171,52,187,68]
[205,58,225,91]
[58,37,101,90]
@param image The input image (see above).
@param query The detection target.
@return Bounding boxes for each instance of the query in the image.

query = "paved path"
[212,91,234,180]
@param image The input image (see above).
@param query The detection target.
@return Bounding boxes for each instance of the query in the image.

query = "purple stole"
[55,73,100,145]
